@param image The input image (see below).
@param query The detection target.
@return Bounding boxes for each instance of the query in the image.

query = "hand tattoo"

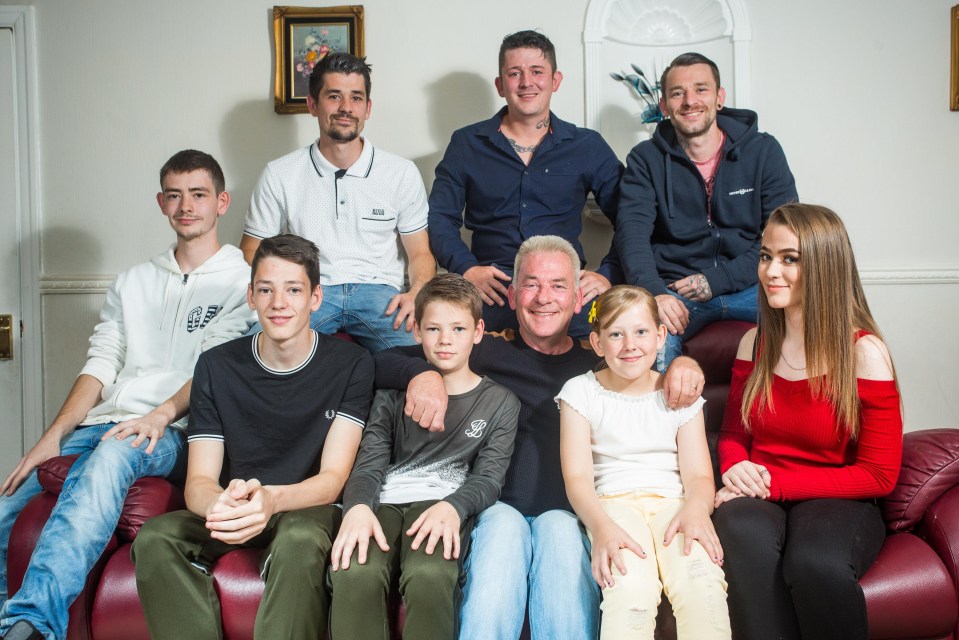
[692,274,712,300]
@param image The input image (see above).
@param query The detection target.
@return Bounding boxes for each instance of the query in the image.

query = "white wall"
[4,0,956,430]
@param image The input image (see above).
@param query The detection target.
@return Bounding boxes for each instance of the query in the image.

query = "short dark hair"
[414,273,483,325]
[251,234,321,291]
[499,30,557,74]
[660,52,721,95]
[159,149,225,194]
[308,52,373,102]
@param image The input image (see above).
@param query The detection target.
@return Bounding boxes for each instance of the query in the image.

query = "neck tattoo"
[508,138,538,154]
[536,116,550,130]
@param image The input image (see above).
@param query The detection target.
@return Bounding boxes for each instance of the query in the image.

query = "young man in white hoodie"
[0,150,254,640]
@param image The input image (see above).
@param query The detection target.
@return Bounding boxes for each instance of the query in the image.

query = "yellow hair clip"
[587,300,598,324]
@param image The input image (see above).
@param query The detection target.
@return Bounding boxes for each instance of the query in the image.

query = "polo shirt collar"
[309,137,375,178]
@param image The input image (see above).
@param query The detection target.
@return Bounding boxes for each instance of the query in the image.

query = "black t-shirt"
[188,331,374,486]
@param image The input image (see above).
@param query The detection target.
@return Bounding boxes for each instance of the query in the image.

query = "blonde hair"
[741,204,891,438]
[589,285,660,370]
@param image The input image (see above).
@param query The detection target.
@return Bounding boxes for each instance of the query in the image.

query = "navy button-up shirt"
[428,108,624,280]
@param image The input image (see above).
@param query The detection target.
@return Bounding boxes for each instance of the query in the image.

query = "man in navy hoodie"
[616,52,797,370]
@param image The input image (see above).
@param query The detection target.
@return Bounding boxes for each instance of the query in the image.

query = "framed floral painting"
[273,5,365,114]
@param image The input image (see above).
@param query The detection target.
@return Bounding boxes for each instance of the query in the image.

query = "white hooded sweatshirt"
[79,243,254,429]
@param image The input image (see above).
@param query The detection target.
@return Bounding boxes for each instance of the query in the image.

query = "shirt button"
[524,170,529,175]
[340,200,345,204]
[522,203,527,208]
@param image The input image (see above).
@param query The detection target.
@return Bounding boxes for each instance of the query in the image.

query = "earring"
[717,104,723,110]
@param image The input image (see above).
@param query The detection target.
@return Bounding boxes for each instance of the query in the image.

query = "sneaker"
[2,621,43,640]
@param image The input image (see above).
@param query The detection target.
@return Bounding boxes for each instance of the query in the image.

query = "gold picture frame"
[273,5,365,115]
[952,5,959,111]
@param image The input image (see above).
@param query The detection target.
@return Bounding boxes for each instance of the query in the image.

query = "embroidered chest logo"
[186,305,222,332]
[371,208,386,216]
[728,187,755,196]
[325,409,336,420]
[464,419,487,438]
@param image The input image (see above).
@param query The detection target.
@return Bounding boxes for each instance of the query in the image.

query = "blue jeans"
[658,284,758,372]
[459,502,600,640]
[0,423,185,640]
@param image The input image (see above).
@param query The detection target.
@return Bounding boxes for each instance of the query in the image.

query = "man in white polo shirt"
[241,52,435,352]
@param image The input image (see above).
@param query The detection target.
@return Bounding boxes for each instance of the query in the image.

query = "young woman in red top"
[712,203,902,640]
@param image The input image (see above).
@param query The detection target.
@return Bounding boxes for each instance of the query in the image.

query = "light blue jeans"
[247,283,416,353]
[0,423,185,640]
[459,502,600,640]
[658,284,758,372]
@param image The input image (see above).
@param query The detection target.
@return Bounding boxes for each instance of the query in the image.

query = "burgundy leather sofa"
[7,321,959,640]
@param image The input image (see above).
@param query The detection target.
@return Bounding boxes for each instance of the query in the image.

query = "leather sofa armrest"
[37,454,81,494]
[35,454,184,542]
[883,429,959,532]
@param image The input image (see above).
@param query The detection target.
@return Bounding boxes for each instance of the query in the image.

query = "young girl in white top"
[557,285,731,640]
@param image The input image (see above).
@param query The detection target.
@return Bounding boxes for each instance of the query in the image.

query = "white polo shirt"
[245,139,428,290]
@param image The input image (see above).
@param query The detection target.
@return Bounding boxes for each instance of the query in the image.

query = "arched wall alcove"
[583,0,751,161]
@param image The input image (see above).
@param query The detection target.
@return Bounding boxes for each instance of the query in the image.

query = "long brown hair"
[741,204,889,438]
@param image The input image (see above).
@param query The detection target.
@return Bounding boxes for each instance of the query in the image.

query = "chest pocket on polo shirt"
[359,206,397,228]
[537,163,582,213]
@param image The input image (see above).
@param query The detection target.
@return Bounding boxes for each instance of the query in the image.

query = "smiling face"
[495,47,562,122]
[307,71,371,143]
[509,250,582,349]
[660,63,726,140]
[759,223,803,312]
[248,256,322,346]
[156,169,228,242]
[589,302,665,387]
[414,300,484,378]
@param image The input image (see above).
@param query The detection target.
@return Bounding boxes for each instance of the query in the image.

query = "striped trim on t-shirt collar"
[251,329,319,375]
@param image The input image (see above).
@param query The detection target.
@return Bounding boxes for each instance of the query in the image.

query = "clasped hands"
[205,478,276,544]
[715,460,772,508]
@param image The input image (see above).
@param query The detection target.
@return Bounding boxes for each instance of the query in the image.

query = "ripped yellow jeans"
[591,492,731,640]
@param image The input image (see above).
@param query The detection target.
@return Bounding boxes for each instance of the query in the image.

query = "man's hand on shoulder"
[205,478,276,544]
[406,371,449,432]
[579,271,612,305]
[1,431,62,496]
[655,294,690,336]
[669,273,713,303]
[464,266,511,307]
[663,355,705,409]
[385,290,417,332]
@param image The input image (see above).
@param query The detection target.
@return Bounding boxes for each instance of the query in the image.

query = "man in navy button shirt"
[428,30,623,339]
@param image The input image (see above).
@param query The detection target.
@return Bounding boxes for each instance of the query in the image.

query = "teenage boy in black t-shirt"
[132,234,374,640]
[329,273,520,640]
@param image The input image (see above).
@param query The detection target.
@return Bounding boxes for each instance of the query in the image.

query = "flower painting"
[273,6,365,114]
[291,25,350,99]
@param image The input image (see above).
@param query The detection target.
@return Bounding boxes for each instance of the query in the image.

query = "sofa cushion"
[883,429,959,532]
[861,532,957,639]
[682,320,753,386]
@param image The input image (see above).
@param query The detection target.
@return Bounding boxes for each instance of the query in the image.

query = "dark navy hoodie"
[615,107,797,297]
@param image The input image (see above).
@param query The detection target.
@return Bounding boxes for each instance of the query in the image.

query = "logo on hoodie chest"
[186,305,222,332]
